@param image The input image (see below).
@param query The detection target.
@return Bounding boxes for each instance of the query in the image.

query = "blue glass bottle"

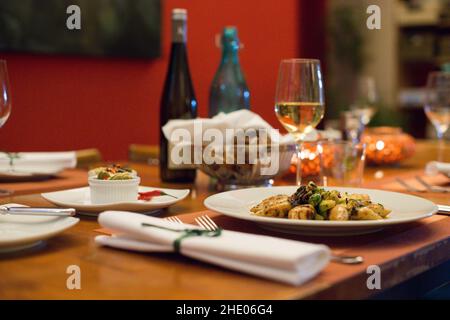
[208,27,250,117]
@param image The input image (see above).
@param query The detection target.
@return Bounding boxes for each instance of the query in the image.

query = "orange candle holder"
[362,127,416,166]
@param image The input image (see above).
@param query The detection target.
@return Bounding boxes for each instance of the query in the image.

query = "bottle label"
[168,141,196,169]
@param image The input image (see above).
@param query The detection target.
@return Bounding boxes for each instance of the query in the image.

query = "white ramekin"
[88,177,140,204]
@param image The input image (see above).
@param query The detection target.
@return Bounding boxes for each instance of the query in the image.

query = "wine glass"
[350,76,377,126]
[424,71,450,162]
[341,110,365,143]
[0,60,11,128]
[275,59,325,185]
[0,60,12,196]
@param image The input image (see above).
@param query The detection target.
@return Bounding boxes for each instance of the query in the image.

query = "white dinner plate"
[0,204,79,253]
[0,168,63,182]
[41,186,190,214]
[204,186,438,236]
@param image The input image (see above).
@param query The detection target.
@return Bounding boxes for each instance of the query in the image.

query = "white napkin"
[425,161,450,177]
[162,109,296,145]
[95,211,330,286]
[0,151,76,173]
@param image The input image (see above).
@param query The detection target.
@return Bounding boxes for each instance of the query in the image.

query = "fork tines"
[195,215,218,231]
[165,216,183,224]
[166,215,219,231]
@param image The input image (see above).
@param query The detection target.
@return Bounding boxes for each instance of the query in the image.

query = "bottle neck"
[169,18,189,70]
[221,44,239,64]
[172,18,187,43]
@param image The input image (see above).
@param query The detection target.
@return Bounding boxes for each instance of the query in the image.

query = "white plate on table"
[0,151,76,182]
[41,186,190,215]
[204,186,438,236]
[0,168,63,182]
[0,204,79,253]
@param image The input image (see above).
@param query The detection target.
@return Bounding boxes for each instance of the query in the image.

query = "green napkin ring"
[142,223,222,253]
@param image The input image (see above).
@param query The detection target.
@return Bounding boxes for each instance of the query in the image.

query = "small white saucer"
[0,204,79,253]
[41,186,190,214]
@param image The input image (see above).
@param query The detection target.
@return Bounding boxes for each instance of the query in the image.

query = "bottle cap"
[172,8,187,20]
[222,26,239,49]
[224,26,237,33]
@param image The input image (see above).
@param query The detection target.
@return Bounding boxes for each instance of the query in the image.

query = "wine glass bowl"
[0,60,11,128]
[274,59,325,185]
[0,60,13,196]
[424,71,450,161]
[350,76,378,126]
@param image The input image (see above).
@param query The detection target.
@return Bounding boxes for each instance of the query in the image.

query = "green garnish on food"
[89,164,136,180]
[109,172,133,180]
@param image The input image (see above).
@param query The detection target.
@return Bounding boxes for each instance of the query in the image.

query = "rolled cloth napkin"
[162,109,300,144]
[425,161,450,177]
[95,211,330,286]
[0,152,76,173]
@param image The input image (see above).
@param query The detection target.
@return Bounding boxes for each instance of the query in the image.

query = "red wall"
[0,0,300,160]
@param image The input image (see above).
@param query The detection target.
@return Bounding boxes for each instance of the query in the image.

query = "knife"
[438,205,450,216]
[0,206,76,217]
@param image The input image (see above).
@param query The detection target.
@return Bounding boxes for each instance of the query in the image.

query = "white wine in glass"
[424,71,450,162]
[275,59,325,185]
[275,102,325,141]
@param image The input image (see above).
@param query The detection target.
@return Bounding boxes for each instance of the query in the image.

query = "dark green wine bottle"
[159,9,197,183]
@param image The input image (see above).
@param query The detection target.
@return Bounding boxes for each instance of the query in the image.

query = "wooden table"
[0,141,449,299]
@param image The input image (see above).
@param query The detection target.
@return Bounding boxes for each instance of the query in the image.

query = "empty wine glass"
[0,60,11,128]
[341,110,365,143]
[0,60,12,195]
[275,59,325,185]
[424,72,450,162]
[350,76,377,126]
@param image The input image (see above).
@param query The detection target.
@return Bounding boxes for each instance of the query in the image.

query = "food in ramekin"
[88,164,137,180]
[88,165,140,204]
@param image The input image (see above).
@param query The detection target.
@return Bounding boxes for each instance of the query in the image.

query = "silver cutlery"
[397,177,450,193]
[168,214,364,265]
[395,178,450,215]
[0,206,76,217]
[396,178,422,193]
[166,216,183,224]
[415,176,450,193]
[438,204,450,215]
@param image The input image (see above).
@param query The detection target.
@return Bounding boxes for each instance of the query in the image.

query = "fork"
[395,178,450,215]
[165,216,184,224]
[185,214,363,265]
[396,178,423,193]
[397,177,450,193]
[415,176,450,193]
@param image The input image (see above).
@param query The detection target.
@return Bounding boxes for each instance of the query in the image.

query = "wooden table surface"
[0,141,449,299]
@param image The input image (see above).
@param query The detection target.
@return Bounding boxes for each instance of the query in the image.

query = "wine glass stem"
[437,133,445,162]
[296,142,303,186]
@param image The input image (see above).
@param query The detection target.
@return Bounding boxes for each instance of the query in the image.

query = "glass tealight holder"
[319,140,366,187]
